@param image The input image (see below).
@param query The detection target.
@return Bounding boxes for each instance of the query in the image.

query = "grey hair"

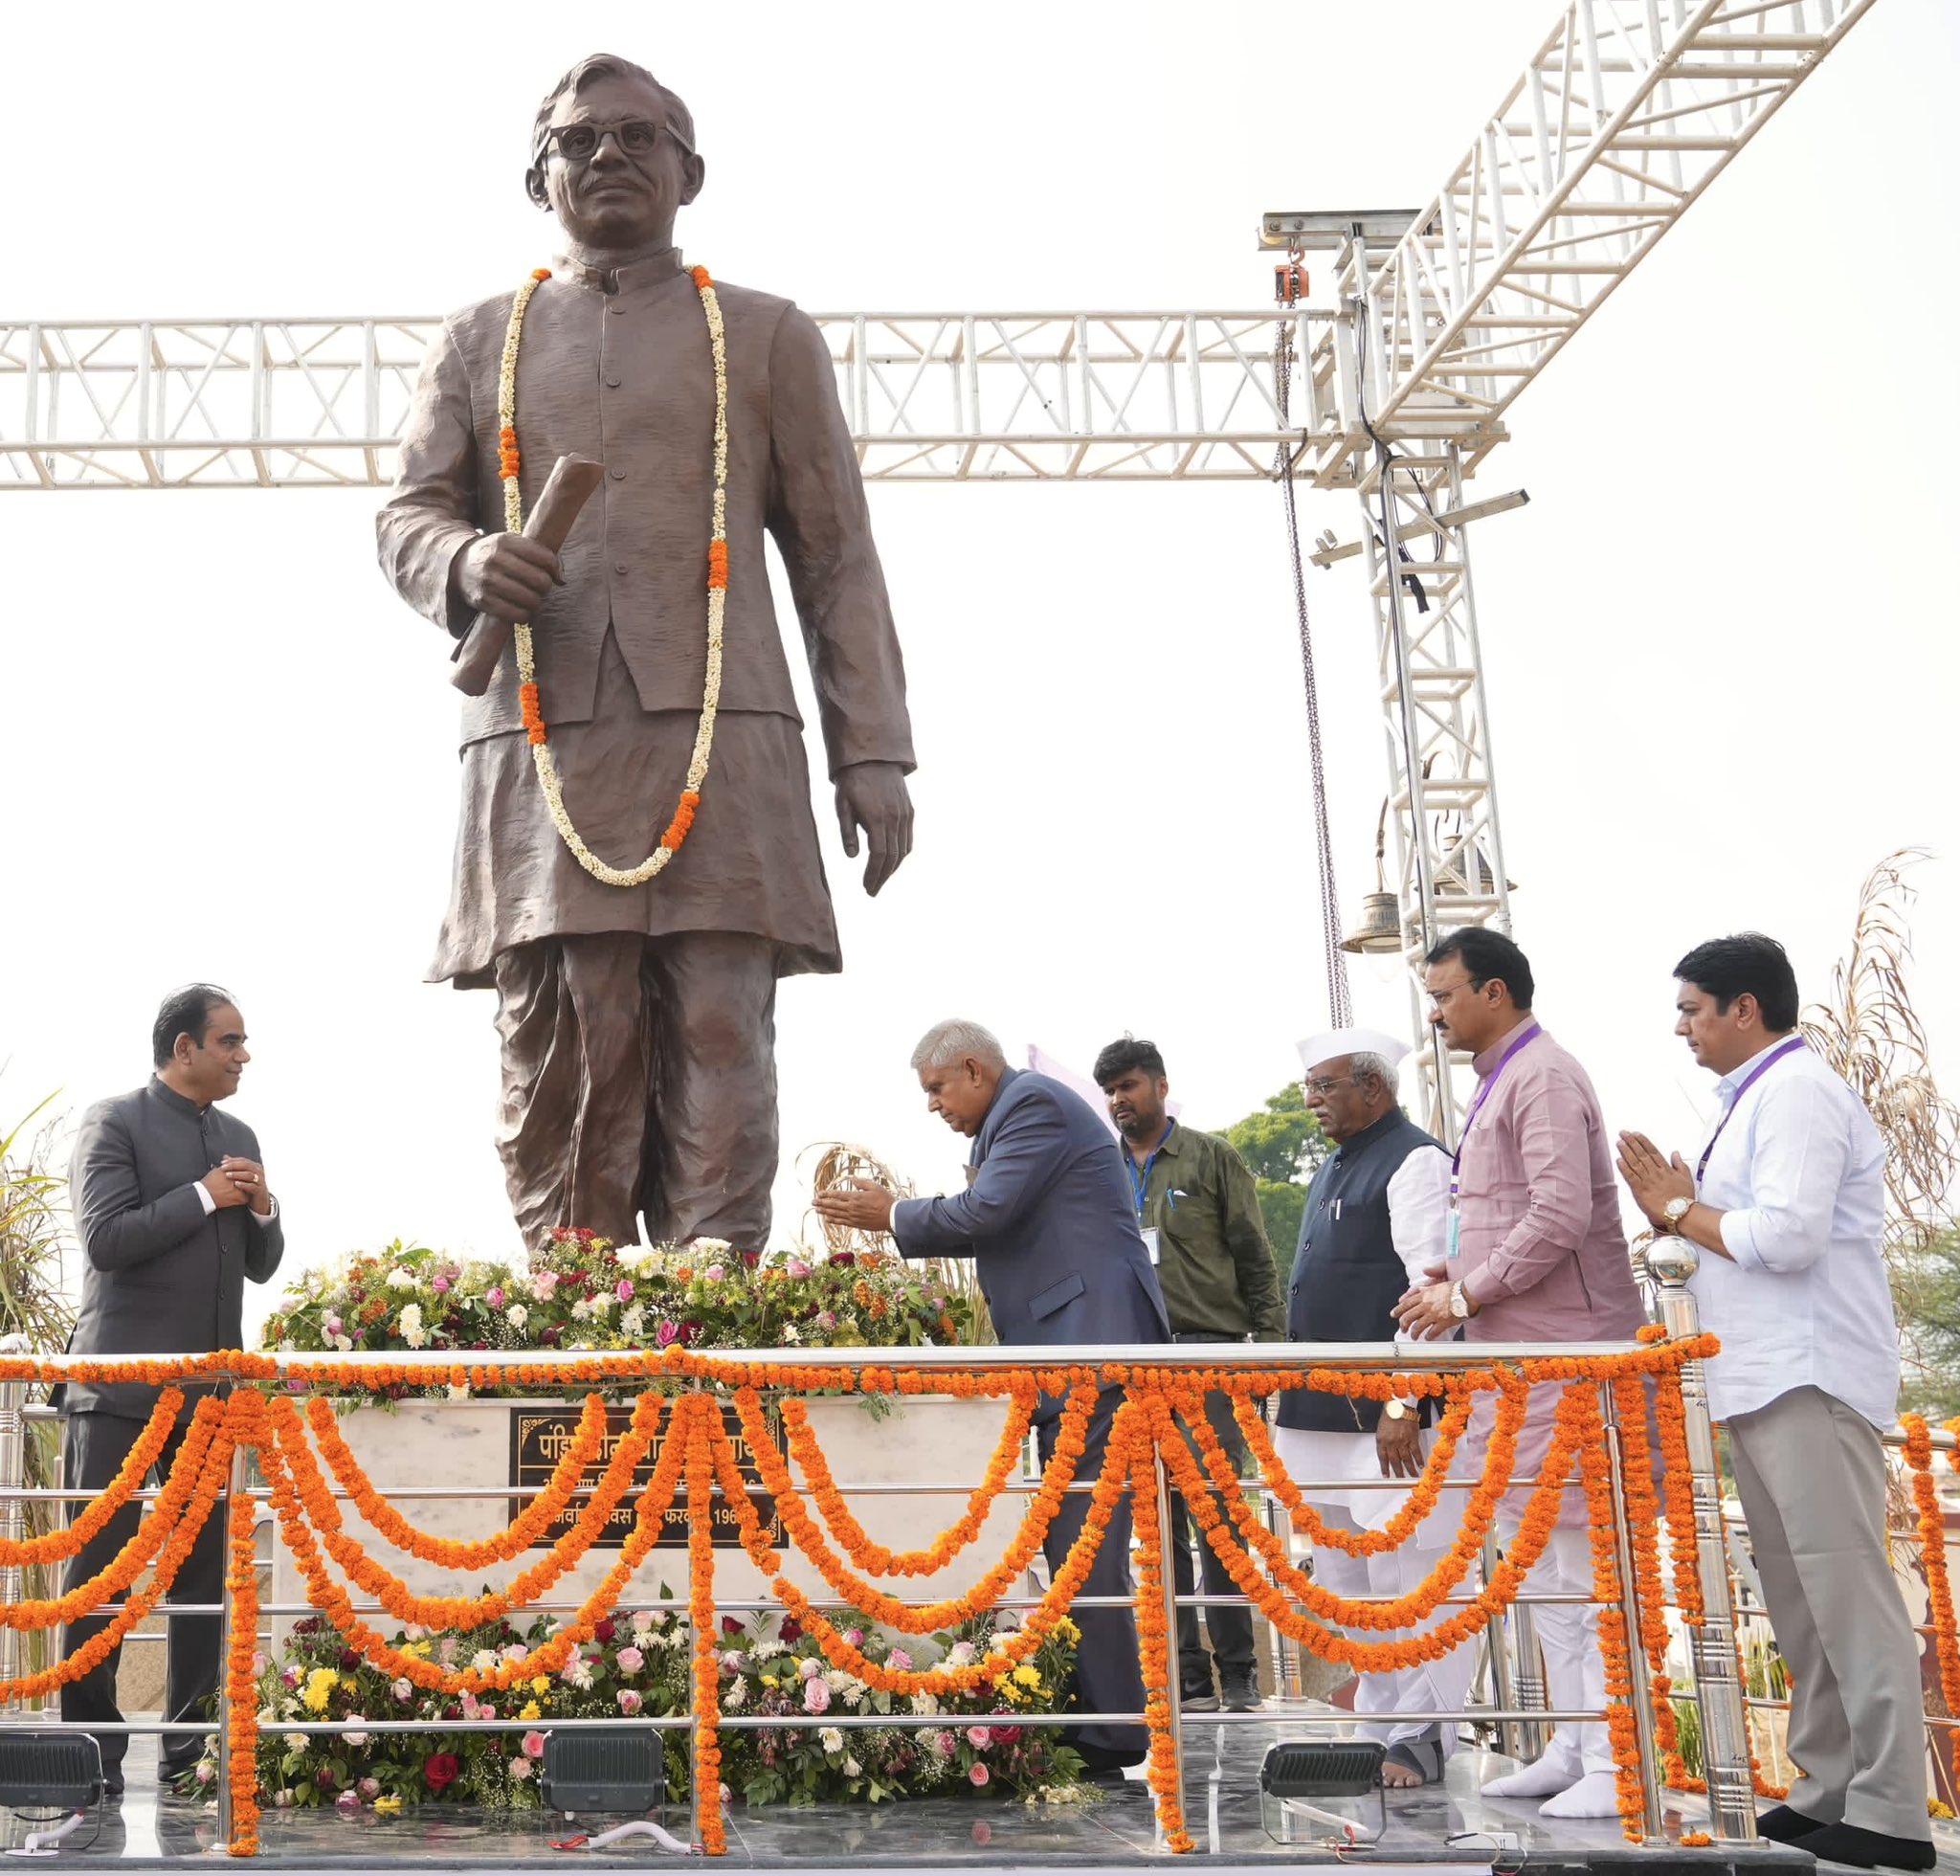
[909,1019,1007,1074]
[530,55,697,167]
[1348,1050,1400,1098]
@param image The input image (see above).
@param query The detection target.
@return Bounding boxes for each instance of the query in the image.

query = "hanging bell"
[1340,890,1403,954]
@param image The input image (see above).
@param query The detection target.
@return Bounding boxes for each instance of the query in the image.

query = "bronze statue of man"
[377,55,914,1251]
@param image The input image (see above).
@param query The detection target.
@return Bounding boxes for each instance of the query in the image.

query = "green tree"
[1211,1083,1330,1294]
[1896,1225,1960,1419]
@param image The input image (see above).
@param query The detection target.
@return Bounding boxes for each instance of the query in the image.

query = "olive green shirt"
[1126,1122,1285,1341]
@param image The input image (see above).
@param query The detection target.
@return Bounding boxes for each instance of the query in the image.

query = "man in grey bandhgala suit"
[813,1021,1170,1778]
[60,986,285,1792]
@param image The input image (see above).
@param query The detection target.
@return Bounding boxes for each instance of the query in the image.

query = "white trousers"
[1308,1506,1481,1749]
[1508,1522,1612,1776]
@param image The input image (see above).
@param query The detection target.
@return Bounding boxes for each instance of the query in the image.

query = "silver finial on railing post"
[0,1334,28,1714]
[1642,1232,1758,1842]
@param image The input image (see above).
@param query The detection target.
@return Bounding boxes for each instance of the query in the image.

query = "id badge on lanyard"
[1447,1205,1461,1262]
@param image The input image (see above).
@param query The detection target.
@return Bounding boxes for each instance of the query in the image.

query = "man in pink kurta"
[1395,927,1642,1821]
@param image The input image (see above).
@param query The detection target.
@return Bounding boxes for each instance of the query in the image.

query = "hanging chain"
[1272,284,1352,1031]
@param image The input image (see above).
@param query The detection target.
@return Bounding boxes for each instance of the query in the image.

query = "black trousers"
[1039,1389,1147,1758]
[1169,1389,1257,1690]
[58,1411,225,1778]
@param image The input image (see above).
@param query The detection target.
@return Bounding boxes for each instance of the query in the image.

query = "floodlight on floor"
[1258,1739,1387,1846]
[0,1734,101,1812]
[539,1731,662,1817]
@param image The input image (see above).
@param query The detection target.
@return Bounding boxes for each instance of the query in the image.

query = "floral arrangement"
[189,1604,1084,1813]
[260,1230,970,1384]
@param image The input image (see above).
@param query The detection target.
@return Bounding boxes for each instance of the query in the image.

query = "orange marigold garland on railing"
[1187,1373,1526,1628]
[685,1398,727,1854]
[0,1405,233,1705]
[269,1391,659,1631]
[727,1380,1096,1636]
[0,1389,183,1569]
[0,1398,223,1633]
[1572,1386,1650,1841]
[305,1390,623,1569]
[780,1379,1040,1576]
[1904,1416,1960,1801]
[1125,1421,1192,1852]
[223,1393,264,1857]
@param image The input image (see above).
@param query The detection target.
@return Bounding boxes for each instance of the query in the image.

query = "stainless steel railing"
[0,1276,1760,1853]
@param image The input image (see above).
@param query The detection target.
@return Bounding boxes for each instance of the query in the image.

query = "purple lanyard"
[1696,1036,1807,1183]
[1450,1021,1542,1205]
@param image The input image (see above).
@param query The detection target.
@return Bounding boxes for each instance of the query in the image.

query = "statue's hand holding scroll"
[835,762,913,897]
[454,533,562,624]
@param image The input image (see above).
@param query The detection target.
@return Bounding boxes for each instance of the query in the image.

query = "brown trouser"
[492,931,779,1253]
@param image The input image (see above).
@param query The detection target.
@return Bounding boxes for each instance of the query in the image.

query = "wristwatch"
[1448,1282,1471,1321]
[1383,1396,1410,1421]
[1661,1196,1693,1234]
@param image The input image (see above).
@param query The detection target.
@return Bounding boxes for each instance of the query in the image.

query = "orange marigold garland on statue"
[499,264,726,887]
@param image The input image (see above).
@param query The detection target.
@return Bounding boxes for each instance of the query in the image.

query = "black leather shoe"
[1794,1821,1935,1871]
[1756,1803,1832,1843]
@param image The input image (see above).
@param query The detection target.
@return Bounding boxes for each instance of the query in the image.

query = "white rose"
[692,1238,732,1256]
[909,1692,940,1715]
[388,1266,417,1291]
[844,1757,861,1777]
[780,1324,800,1344]
[333,1334,353,1352]
[447,1382,470,1401]
[344,1731,368,1748]
[471,1650,500,1673]
[284,1732,309,1753]
[620,1306,646,1339]
[506,1304,528,1329]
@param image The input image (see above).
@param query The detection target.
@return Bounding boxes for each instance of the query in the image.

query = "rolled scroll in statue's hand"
[449,453,605,696]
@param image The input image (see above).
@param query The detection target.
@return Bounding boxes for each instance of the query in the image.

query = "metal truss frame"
[1358,445,1515,1138]
[0,312,1311,489]
[1299,0,1880,488]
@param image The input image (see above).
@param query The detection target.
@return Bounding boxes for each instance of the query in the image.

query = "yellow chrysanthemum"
[521,1701,542,1722]
[532,1675,551,1695]
[1013,1664,1041,1687]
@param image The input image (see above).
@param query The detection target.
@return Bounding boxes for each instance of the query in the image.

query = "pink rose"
[703,1264,725,1283]
[485,1285,505,1309]
[432,1276,451,1294]
[657,1320,680,1349]
[786,1257,813,1279]
[532,1272,558,1302]
[615,1279,635,1303]
[798,1657,822,1681]
[814,1310,837,1332]
[615,1645,645,1675]
[479,1705,497,1723]
[324,1314,343,1336]
[967,1726,991,1749]
[617,1688,644,1715]
[358,1777,380,1799]
[887,1648,913,1671]
[969,1762,991,1788]
[720,1650,746,1673]
[803,1677,832,1714]
[335,1791,361,1816]
[842,1628,864,1649]
[523,1731,546,1760]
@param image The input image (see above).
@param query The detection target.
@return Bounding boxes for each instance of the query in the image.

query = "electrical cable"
[1273,303,1352,1032]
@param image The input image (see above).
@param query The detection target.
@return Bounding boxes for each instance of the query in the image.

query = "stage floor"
[8,1711,1949,1872]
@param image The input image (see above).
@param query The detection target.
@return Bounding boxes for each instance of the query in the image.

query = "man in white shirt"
[1274,1027,1474,1787]
[1617,932,1931,1874]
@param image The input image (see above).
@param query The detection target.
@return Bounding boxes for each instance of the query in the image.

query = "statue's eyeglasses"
[541,119,690,165]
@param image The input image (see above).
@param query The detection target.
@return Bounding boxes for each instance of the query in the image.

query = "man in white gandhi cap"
[1271,1026,1476,1787]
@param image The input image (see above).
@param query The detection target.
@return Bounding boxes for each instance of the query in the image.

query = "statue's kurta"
[378,247,914,989]
[376,248,913,1246]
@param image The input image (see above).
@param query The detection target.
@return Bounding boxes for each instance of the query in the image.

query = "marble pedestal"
[267,1394,1036,1642]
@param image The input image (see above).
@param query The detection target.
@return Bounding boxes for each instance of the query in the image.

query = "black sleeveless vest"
[1276,1107,1447,1434]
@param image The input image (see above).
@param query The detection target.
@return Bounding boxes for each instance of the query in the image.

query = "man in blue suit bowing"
[813,1018,1170,1782]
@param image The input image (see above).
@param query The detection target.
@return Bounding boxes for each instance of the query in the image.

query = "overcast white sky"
[5,0,1956,1339]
